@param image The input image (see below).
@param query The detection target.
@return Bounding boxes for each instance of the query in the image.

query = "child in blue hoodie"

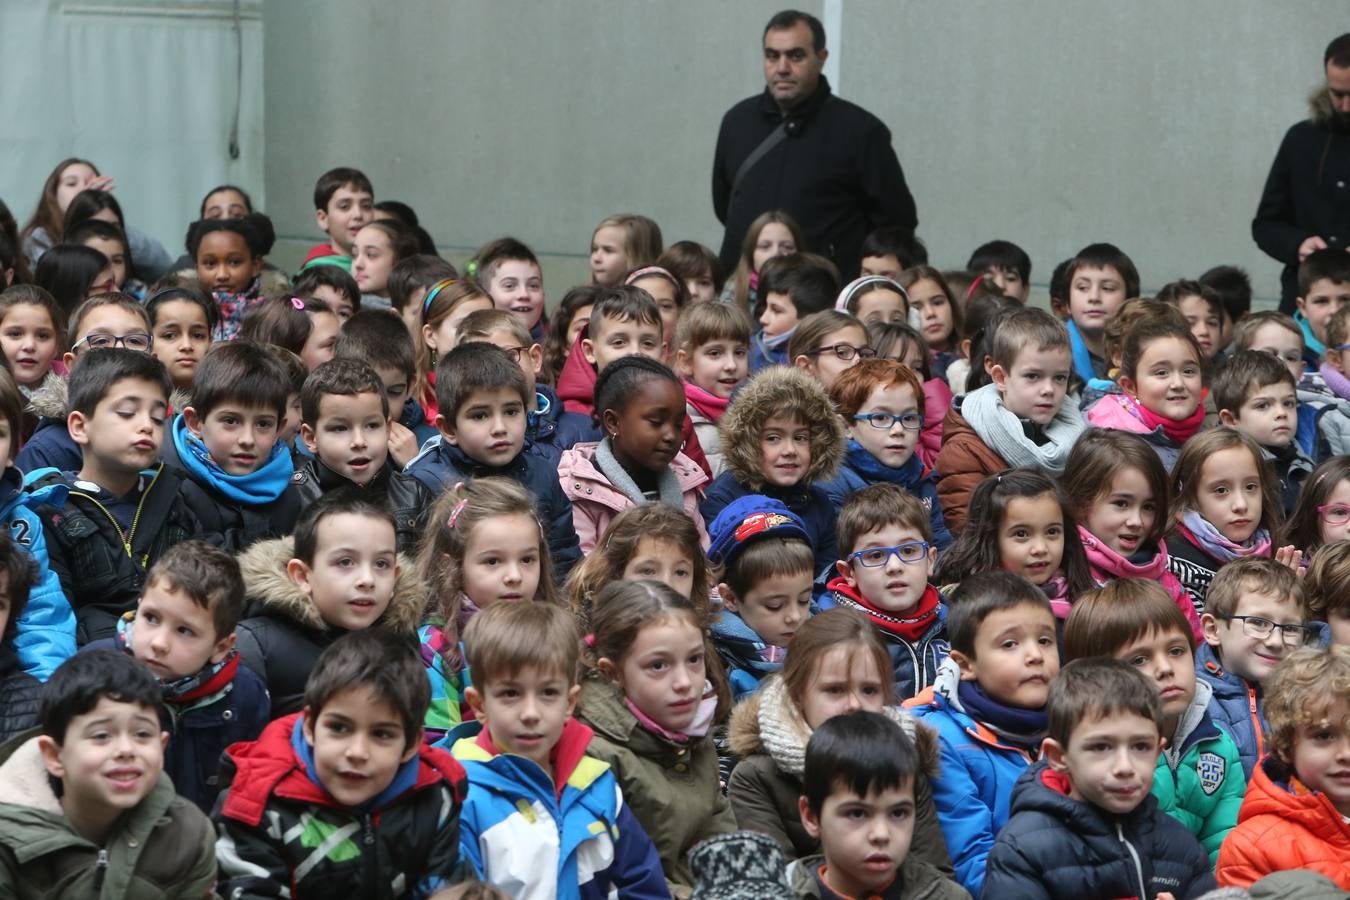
[162,341,301,551]
[820,358,951,549]
[707,495,815,700]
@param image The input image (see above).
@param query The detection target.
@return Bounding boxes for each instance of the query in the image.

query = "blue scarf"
[170,415,293,505]
[843,439,923,489]
[710,609,786,673]
[751,327,795,369]
[1066,319,1116,394]
[291,715,420,814]
[1295,310,1326,356]
[957,680,1047,751]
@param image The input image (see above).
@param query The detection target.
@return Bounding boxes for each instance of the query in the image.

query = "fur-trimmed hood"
[1310,85,1350,131]
[25,374,191,419]
[237,536,427,634]
[719,366,844,490]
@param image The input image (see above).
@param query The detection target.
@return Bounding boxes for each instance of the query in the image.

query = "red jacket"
[1216,758,1350,890]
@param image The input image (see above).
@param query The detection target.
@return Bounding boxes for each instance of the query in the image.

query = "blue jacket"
[1,466,71,681]
[702,473,838,579]
[14,417,81,476]
[405,439,582,580]
[817,447,952,550]
[399,395,440,449]
[709,608,784,701]
[528,384,595,463]
[450,720,668,900]
[910,662,1034,896]
[1194,642,1267,779]
[818,580,949,703]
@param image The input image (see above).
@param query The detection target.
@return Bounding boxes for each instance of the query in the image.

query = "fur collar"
[720,367,844,490]
[25,372,67,420]
[1310,86,1350,132]
[0,737,60,813]
[237,536,427,634]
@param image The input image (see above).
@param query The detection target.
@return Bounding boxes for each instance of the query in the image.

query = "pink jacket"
[1078,525,1204,640]
[557,442,709,553]
[919,377,952,469]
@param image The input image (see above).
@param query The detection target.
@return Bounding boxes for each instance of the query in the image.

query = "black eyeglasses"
[496,345,529,363]
[73,332,152,352]
[1219,614,1315,647]
[808,343,875,362]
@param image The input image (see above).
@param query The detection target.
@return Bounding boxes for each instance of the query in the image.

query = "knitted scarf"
[843,439,923,487]
[827,580,940,643]
[593,436,686,508]
[114,613,239,704]
[959,383,1085,475]
[1178,510,1273,563]
[683,380,731,423]
[757,676,918,778]
[1320,362,1350,402]
[170,415,293,504]
[1133,397,1205,444]
[211,278,262,342]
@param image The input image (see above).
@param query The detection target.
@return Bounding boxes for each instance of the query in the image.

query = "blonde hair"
[592,214,663,275]
[464,599,579,688]
[1264,645,1350,767]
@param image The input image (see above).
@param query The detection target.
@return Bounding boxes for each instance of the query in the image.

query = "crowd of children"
[0,152,1346,899]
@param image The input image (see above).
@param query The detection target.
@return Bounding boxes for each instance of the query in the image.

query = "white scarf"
[959,382,1085,475]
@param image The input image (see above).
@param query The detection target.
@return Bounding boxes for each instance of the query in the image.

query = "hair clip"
[583,633,597,648]
[446,498,468,529]
[464,259,479,278]
[289,296,305,310]
[422,278,457,320]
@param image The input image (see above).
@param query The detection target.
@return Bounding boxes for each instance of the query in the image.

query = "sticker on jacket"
[1197,751,1225,795]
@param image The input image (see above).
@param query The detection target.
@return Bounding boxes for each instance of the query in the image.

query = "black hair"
[303,629,430,751]
[802,710,918,814]
[1326,33,1350,68]
[860,226,927,268]
[1066,243,1140,299]
[62,189,126,236]
[0,530,37,646]
[967,239,1031,285]
[1199,265,1253,324]
[764,9,826,52]
[757,262,837,318]
[946,571,1054,659]
[42,649,162,746]
[146,285,220,333]
[593,355,681,420]
[63,219,134,284]
[199,184,255,218]
[33,244,109,317]
[1048,258,1073,305]
[0,229,18,286]
[374,200,436,255]
[335,309,417,380]
[301,357,389,425]
[1299,247,1350,297]
[435,342,530,421]
[293,264,361,314]
[387,255,458,313]
[184,212,276,260]
[68,347,171,417]
[292,487,397,566]
[313,167,373,211]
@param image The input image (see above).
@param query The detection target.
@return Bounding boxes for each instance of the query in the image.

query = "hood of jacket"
[555,334,598,414]
[720,366,843,489]
[237,536,427,634]
[24,372,67,420]
[556,441,707,505]
[1310,85,1350,131]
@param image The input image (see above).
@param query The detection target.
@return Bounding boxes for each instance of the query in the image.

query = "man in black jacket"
[1253,32,1350,313]
[712,9,917,281]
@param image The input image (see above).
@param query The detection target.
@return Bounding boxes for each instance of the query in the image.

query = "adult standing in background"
[1253,33,1350,313]
[712,9,917,282]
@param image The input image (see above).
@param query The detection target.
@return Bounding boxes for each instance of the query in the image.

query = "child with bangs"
[1062,242,1139,385]
[1287,456,1350,557]
[707,496,816,699]
[185,213,275,340]
[966,239,1032,304]
[822,358,950,549]
[335,308,439,465]
[1159,279,1228,364]
[1304,540,1350,646]
[867,320,951,468]
[674,301,752,477]
[589,214,663,288]
[555,285,663,426]
[624,266,685,359]
[657,239,722,305]
[302,166,374,269]
[1214,349,1313,513]
[471,236,548,341]
[897,266,963,380]
[787,310,872,394]
[936,307,1084,535]
[414,277,494,425]
[1063,579,1245,864]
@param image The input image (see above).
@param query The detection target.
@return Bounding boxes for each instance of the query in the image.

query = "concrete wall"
[263,1,1345,305]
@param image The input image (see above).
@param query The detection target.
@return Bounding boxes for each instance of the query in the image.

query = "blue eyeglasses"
[848,541,930,567]
[853,412,923,431]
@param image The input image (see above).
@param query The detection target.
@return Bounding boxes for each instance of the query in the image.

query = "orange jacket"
[1215,758,1350,890]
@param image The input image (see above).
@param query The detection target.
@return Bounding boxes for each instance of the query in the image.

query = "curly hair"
[1264,645,1350,769]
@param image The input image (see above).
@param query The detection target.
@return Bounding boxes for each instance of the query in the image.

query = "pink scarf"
[1131,394,1205,444]
[1040,573,1072,619]
[1078,525,1204,639]
[625,684,718,743]
[683,380,731,423]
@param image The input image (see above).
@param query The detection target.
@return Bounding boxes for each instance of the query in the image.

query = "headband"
[834,275,910,312]
[624,265,680,289]
[422,278,458,320]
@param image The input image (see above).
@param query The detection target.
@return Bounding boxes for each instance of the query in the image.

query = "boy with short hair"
[0,650,217,895]
[215,629,472,898]
[294,358,432,553]
[751,260,839,372]
[388,254,458,337]
[1304,540,1350,647]
[235,489,424,716]
[859,226,927,281]
[85,539,269,812]
[790,711,968,900]
[823,483,947,702]
[336,307,439,460]
[707,495,816,699]
[302,166,374,269]
[674,301,752,477]
[908,572,1057,895]
[472,236,547,341]
[935,307,1085,535]
[1197,557,1316,778]
[556,285,665,422]
[408,342,583,577]
[17,291,155,475]
[966,239,1032,304]
[456,307,592,459]
[982,657,1216,899]
[1215,645,1350,889]
[293,260,361,321]
[1061,242,1139,383]
[1064,578,1245,864]
[1295,247,1350,358]
[1215,349,1314,511]
[451,601,668,898]
[32,349,197,645]
[164,340,302,550]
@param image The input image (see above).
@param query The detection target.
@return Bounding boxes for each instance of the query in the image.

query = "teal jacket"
[1151,679,1245,865]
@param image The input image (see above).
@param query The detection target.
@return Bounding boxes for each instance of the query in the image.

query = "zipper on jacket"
[362,814,374,846]
[1116,822,1146,900]
[70,465,161,565]
[93,847,109,891]
[1248,686,1264,761]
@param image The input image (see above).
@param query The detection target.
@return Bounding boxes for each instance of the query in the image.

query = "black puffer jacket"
[0,650,39,744]
[234,536,428,716]
[1252,90,1350,311]
[982,761,1215,900]
[32,465,197,645]
[712,77,917,280]
[293,456,434,555]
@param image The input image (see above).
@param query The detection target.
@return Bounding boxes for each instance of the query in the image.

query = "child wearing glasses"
[786,310,873,393]
[935,307,1085,535]
[1197,557,1317,778]
[1288,457,1350,557]
[822,359,950,549]
[821,483,948,701]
